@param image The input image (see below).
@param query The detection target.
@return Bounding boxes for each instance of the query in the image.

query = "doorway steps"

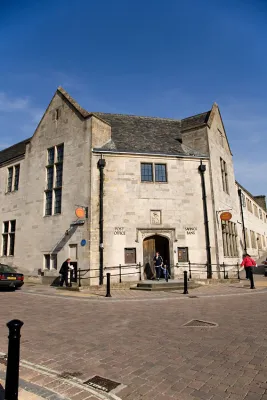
[130,279,200,291]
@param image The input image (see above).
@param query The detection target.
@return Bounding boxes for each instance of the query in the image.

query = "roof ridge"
[182,110,211,121]
[94,111,181,122]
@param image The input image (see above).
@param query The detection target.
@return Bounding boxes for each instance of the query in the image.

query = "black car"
[0,263,24,289]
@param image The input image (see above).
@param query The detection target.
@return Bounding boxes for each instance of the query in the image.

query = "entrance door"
[143,235,170,279]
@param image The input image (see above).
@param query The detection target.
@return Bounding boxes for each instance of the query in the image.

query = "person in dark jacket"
[153,252,163,281]
[59,258,71,287]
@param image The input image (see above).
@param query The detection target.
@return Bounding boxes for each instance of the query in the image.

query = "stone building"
[0,87,266,283]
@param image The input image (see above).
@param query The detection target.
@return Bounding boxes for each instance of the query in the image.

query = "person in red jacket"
[241,253,256,279]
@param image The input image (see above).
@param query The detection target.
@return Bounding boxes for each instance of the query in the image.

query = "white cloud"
[0,92,30,112]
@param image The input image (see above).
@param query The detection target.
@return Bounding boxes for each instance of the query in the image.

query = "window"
[178,247,189,262]
[141,163,153,182]
[6,164,20,192]
[141,163,167,183]
[245,228,250,249]
[45,191,52,216]
[44,254,50,270]
[250,230,256,249]
[241,193,246,207]
[155,164,167,182]
[253,204,259,218]
[124,248,136,264]
[2,220,16,256]
[221,221,238,257]
[259,209,263,220]
[54,189,62,214]
[246,198,252,213]
[44,254,57,270]
[69,244,78,260]
[47,148,55,165]
[220,158,229,194]
[45,144,64,216]
[14,165,20,190]
[257,234,262,250]
[55,164,63,187]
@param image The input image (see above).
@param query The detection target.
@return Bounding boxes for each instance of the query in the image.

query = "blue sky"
[1,0,267,195]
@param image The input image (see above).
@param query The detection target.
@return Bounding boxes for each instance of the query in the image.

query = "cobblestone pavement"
[1,279,267,399]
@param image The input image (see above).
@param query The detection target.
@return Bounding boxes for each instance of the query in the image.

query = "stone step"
[131,280,200,291]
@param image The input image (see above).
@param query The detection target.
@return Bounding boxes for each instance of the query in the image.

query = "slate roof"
[0,87,211,165]
[93,113,206,156]
[181,111,211,131]
[0,138,31,166]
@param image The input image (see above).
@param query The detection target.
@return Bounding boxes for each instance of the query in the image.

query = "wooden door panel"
[143,237,155,279]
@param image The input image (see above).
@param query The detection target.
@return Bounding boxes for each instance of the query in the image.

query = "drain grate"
[183,319,217,327]
[188,296,198,298]
[84,375,120,393]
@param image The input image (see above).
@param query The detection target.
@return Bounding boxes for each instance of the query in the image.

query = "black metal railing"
[175,262,241,280]
[77,264,142,287]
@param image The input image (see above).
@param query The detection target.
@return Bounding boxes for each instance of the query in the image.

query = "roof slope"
[0,87,212,165]
[181,111,211,131]
[93,112,206,156]
[0,138,31,165]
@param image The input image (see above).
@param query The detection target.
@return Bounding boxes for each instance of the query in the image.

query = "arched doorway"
[143,235,170,279]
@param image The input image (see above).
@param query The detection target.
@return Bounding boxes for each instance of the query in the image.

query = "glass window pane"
[54,188,62,214]
[57,144,64,163]
[9,233,15,256]
[2,234,8,256]
[3,222,9,233]
[47,166,54,190]
[141,163,153,182]
[10,220,16,232]
[47,148,55,165]
[14,165,20,191]
[44,255,50,270]
[55,164,63,187]
[155,164,167,182]
[7,167,13,192]
[45,191,53,215]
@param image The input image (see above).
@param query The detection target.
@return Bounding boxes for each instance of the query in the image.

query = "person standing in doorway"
[59,258,71,287]
[241,253,256,280]
[153,252,163,281]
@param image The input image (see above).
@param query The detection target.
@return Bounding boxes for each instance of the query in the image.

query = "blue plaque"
[81,239,86,247]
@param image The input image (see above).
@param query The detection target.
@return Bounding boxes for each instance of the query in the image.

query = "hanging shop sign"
[220,212,232,221]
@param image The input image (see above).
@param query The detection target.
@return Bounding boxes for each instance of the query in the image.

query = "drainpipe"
[238,188,247,254]
[199,163,212,279]
[98,158,106,285]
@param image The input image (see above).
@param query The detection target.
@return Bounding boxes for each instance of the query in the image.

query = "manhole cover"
[183,319,217,327]
[188,296,198,298]
[84,376,120,393]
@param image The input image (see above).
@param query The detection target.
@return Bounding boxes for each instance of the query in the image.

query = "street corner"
[0,361,123,400]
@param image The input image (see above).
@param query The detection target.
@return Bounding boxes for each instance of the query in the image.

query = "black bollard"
[249,268,255,289]
[5,319,24,400]
[183,271,188,294]
[105,273,112,297]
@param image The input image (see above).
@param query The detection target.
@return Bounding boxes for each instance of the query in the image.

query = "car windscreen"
[0,264,16,273]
